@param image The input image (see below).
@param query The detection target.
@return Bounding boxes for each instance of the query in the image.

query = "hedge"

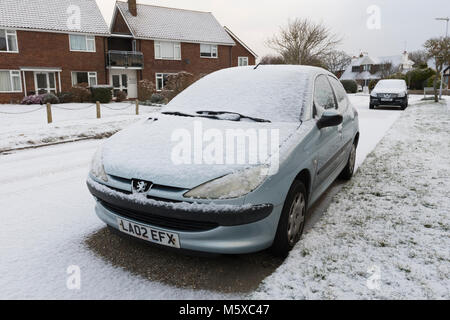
[340,80,358,93]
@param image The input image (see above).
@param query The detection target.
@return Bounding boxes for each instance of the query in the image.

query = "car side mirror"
[317,110,343,129]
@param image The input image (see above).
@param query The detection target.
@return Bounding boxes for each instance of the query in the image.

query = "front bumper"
[87,179,279,254]
[370,96,407,106]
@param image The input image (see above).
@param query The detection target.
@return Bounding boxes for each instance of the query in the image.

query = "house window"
[0,29,18,52]
[200,44,218,58]
[71,72,97,86]
[363,64,370,71]
[238,57,249,66]
[154,41,181,60]
[0,70,22,92]
[69,35,96,52]
[352,66,360,72]
[155,73,175,91]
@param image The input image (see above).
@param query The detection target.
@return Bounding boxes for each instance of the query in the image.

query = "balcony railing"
[107,50,144,69]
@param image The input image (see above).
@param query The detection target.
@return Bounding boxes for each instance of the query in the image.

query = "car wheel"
[271,180,307,257]
[339,143,357,180]
[369,104,374,109]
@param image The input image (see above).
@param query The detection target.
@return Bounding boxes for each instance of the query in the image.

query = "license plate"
[381,98,393,102]
[117,218,180,248]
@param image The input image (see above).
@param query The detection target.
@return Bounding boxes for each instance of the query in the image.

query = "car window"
[329,76,348,111]
[314,75,337,116]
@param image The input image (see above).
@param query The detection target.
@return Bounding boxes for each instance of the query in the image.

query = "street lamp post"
[436,17,449,100]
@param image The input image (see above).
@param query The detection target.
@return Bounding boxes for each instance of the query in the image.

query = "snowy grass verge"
[0,103,161,152]
[251,100,450,299]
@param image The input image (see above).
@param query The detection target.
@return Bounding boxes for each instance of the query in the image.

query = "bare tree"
[267,18,341,66]
[408,49,429,68]
[378,60,399,79]
[324,50,352,75]
[259,55,285,65]
[424,37,450,102]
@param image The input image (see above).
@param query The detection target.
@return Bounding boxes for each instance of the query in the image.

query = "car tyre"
[369,104,375,109]
[270,180,307,257]
[339,143,357,180]
[401,99,408,110]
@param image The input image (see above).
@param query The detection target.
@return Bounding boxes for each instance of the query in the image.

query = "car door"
[312,75,343,190]
[329,76,355,156]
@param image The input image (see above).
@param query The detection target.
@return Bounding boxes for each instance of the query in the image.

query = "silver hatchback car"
[87,65,359,257]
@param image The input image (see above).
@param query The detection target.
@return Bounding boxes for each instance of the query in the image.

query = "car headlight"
[397,92,406,98]
[370,91,378,97]
[90,146,108,182]
[184,165,268,200]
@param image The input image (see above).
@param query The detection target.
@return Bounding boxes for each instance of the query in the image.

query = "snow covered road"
[0,95,419,299]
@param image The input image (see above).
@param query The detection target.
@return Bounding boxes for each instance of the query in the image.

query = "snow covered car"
[87,65,360,256]
[370,79,408,110]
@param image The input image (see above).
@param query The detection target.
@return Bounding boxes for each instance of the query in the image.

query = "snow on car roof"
[375,79,406,89]
[164,65,322,123]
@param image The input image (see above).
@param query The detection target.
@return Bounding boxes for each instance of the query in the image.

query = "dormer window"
[69,34,96,52]
[0,29,18,52]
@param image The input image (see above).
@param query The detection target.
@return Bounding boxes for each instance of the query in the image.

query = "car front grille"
[377,93,398,98]
[100,200,219,232]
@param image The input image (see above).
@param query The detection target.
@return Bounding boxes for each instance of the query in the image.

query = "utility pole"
[435,17,449,100]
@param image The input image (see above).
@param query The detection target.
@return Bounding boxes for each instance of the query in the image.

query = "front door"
[35,72,56,94]
[112,74,128,97]
[110,70,137,99]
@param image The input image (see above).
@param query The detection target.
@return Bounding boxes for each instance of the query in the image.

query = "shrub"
[426,75,441,88]
[91,86,113,103]
[369,79,380,92]
[69,83,92,103]
[388,73,406,80]
[406,68,436,90]
[41,93,60,104]
[162,72,198,101]
[340,80,357,93]
[22,94,43,105]
[115,91,127,102]
[138,79,155,102]
[150,93,166,104]
[57,92,74,104]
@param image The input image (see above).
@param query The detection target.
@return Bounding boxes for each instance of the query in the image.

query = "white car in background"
[370,79,408,110]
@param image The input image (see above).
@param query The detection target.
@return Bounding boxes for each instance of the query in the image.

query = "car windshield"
[375,80,406,90]
[163,65,315,123]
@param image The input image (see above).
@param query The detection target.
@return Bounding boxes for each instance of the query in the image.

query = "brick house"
[0,0,257,103]
[0,0,110,103]
[340,51,414,89]
[108,0,257,99]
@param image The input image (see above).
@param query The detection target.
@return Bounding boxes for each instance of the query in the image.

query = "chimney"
[128,0,137,16]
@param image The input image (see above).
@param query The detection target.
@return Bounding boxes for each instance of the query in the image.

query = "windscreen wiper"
[197,111,271,123]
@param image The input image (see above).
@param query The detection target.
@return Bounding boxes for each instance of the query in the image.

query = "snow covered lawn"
[252,99,450,299]
[0,102,161,152]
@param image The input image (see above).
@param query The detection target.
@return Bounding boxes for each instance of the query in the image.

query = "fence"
[0,100,159,124]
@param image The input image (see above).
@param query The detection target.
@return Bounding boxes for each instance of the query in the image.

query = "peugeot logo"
[132,179,153,194]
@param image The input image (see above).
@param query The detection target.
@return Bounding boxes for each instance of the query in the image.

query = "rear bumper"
[87,178,279,254]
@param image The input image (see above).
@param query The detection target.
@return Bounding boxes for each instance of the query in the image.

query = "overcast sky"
[95,0,449,58]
